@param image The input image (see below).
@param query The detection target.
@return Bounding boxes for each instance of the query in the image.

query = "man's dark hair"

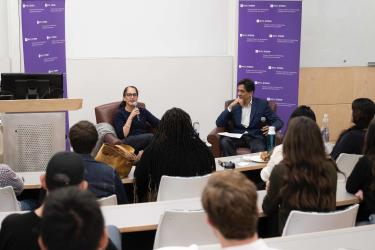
[69,121,98,154]
[237,79,255,93]
[290,105,316,121]
[45,151,85,191]
[40,187,105,250]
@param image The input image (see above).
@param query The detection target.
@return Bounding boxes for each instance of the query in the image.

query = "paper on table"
[218,132,243,139]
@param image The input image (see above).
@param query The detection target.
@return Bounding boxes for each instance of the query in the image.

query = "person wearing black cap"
[0,152,116,250]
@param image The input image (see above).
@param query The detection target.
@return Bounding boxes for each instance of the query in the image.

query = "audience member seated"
[331,98,375,160]
[69,120,128,204]
[262,117,338,235]
[38,187,109,250]
[0,152,117,250]
[216,79,283,156]
[0,152,87,250]
[113,85,159,152]
[135,107,215,202]
[0,164,23,195]
[346,117,375,224]
[0,163,37,210]
[201,171,278,250]
[260,105,316,182]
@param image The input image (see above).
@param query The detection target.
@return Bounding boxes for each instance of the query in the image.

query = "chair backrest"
[106,225,122,250]
[153,210,218,249]
[282,204,359,236]
[157,175,211,201]
[98,194,118,206]
[0,186,21,212]
[94,101,145,125]
[336,153,362,180]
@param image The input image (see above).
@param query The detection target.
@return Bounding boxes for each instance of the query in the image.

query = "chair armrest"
[103,134,122,145]
[207,127,226,158]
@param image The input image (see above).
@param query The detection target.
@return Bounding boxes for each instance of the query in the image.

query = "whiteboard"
[300,0,375,67]
[65,0,233,58]
[66,56,233,140]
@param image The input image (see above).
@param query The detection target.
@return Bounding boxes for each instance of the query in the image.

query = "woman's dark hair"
[351,98,375,129]
[364,117,375,194]
[135,107,215,201]
[121,86,139,106]
[122,85,138,97]
[281,117,336,211]
[290,105,316,122]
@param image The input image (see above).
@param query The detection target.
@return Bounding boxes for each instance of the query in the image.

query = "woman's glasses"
[125,93,138,97]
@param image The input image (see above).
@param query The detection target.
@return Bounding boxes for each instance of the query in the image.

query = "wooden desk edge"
[121,162,266,184]
[24,184,42,189]
[122,178,134,184]
[336,197,360,207]
[0,98,82,112]
[120,224,157,233]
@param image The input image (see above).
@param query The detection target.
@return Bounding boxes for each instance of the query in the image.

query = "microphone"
[260,116,267,128]
[133,102,140,121]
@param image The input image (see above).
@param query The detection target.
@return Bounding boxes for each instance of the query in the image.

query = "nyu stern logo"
[24,37,37,42]
[45,3,56,7]
[38,53,50,58]
[22,4,35,8]
[267,97,283,102]
[48,69,59,73]
[37,20,48,25]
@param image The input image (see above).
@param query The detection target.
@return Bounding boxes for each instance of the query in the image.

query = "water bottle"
[193,121,200,138]
[321,113,330,143]
[267,126,276,153]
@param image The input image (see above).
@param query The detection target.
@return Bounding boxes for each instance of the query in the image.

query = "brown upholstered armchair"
[94,101,146,145]
[207,100,281,158]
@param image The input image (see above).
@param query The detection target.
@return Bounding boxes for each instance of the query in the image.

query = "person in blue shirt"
[113,86,159,152]
[69,120,128,204]
[216,79,283,156]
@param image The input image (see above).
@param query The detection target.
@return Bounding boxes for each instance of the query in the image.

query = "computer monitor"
[0,73,64,100]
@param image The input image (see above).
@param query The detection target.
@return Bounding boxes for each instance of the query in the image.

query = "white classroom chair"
[336,153,362,180]
[153,210,218,249]
[98,194,118,206]
[157,174,211,201]
[282,204,359,236]
[0,186,21,212]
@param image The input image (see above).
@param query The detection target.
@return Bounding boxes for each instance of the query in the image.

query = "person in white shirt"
[201,171,278,250]
[260,105,316,182]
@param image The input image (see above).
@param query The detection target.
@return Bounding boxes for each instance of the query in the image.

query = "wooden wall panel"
[299,67,375,141]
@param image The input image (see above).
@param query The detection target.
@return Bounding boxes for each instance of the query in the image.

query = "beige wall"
[299,67,375,141]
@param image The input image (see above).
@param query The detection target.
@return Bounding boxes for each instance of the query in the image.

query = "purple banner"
[21,0,69,148]
[237,0,302,131]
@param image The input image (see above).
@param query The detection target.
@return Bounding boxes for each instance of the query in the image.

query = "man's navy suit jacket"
[216,97,284,140]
